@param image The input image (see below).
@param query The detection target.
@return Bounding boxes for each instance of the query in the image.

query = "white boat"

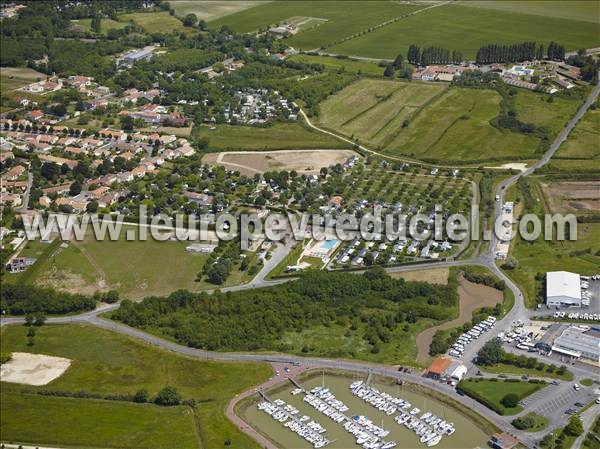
[427,434,442,447]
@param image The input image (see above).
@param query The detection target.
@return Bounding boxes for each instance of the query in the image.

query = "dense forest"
[112,268,458,354]
[1,284,96,315]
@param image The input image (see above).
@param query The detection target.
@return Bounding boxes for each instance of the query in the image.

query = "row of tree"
[475,41,565,64]
[407,44,463,66]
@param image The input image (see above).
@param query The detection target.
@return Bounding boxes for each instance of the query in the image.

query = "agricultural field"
[540,181,600,216]
[457,1,600,24]
[0,324,272,449]
[317,78,547,163]
[287,54,384,76]
[202,149,358,175]
[457,378,547,415]
[329,4,600,59]
[552,101,600,171]
[209,1,421,50]
[118,11,189,33]
[170,0,269,22]
[200,122,348,151]
[0,67,46,92]
[70,18,128,34]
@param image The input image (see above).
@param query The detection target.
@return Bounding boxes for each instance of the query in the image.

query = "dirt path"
[415,275,503,365]
[226,362,309,449]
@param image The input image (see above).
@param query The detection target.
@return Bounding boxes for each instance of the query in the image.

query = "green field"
[317,78,548,163]
[288,54,384,76]
[553,102,600,170]
[171,0,269,22]
[119,11,189,33]
[209,1,421,50]
[458,378,546,415]
[1,392,199,449]
[0,324,272,449]
[329,4,600,59]
[202,122,348,151]
[71,18,128,33]
[9,229,210,299]
[458,1,600,24]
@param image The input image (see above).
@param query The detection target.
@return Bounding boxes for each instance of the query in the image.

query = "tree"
[27,327,36,337]
[86,200,99,213]
[501,393,519,408]
[91,15,102,33]
[133,388,149,403]
[154,386,181,406]
[24,314,34,326]
[34,313,46,326]
[121,115,134,131]
[69,181,82,196]
[102,290,119,303]
[565,416,584,436]
[476,338,504,365]
[383,64,394,78]
[392,53,404,69]
[183,13,198,27]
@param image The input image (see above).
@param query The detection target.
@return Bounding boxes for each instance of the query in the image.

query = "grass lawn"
[170,0,269,22]
[267,240,306,279]
[1,392,199,449]
[580,378,594,387]
[0,324,272,449]
[12,229,210,300]
[553,101,600,171]
[201,122,348,151]
[119,11,190,33]
[209,1,421,50]
[458,378,546,415]
[71,18,128,33]
[479,363,573,381]
[457,1,600,24]
[288,54,384,75]
[329,4,600,59]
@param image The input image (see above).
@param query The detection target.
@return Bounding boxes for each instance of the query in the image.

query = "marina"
[241,372,489,449]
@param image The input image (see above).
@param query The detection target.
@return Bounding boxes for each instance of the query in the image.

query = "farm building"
[546,271,581,307]
[552,326,600,364]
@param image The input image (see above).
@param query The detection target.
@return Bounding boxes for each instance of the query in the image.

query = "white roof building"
[546,271,581,307]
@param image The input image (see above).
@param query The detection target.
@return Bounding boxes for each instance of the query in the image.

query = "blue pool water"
[321,239,339,250]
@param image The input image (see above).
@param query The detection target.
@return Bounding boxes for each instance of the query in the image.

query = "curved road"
[2,79,599,448]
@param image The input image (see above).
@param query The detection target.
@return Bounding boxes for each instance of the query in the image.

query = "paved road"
[573,403,600,449]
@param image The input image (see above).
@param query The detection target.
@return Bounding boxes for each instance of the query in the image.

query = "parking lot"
[530,382,597,422]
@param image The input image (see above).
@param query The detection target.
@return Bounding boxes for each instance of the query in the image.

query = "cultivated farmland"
[170,0,269,22]
[329,4,600,59]
[317,79,544,163]
[209,1,421,50]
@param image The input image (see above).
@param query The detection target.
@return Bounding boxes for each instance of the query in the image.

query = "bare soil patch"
[1,352,71,386]
[203,149,358,175]
[542,181,600,214]
[0,67,47,81]
[415,275,503,365]
[389,267,449,285]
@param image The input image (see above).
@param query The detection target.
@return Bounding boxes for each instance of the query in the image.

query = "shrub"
[501,393,519,408]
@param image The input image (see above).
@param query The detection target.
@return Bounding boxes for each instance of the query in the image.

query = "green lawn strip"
[266,240,306,279]
[580,379,594,387]
[479,363,573,381]
[457,378,547,415]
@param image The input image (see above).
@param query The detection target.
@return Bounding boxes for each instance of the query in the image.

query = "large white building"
[552,326,600,364]
[546,271,581,307]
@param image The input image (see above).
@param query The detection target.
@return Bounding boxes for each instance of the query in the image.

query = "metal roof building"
[546,271,581,307]
[552,326,600,363]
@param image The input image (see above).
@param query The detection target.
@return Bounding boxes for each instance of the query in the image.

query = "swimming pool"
[321,239,339,250]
